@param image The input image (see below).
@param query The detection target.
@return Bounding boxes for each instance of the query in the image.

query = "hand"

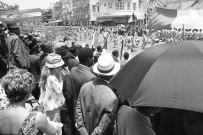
[53,113,60,123]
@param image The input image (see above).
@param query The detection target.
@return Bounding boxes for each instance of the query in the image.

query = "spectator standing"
[93,45,102,63]
[112,50,120,63]
[76,53,120,135]
[39,53,65,123]
[116,105,162,135]
[0,69,61,135]
[70,47,96,101]
[6,22,30,69]
[120,52,129,68]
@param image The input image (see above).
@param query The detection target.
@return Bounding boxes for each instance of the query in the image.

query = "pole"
[120,39,124,60]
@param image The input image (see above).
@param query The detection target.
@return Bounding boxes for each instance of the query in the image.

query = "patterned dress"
[0,84,8,110]
[18,111,43,135]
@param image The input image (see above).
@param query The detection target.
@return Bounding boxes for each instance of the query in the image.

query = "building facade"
[71,0,149,25]
[72,0,90,25]
[89,0,146,25]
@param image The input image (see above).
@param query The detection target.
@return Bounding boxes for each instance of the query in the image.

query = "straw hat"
[45,53,64,68]
[93,53,120,76]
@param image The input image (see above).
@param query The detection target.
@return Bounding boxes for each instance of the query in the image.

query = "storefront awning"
[97,18,112,23]
[113,17,127,24]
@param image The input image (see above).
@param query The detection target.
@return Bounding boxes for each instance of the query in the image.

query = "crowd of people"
[0,21,203,135]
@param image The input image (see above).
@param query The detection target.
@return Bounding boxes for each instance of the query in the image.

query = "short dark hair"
[97,45,102,52]
[124,52,129,60]
[78,48,93,64]
[112,50,119,57]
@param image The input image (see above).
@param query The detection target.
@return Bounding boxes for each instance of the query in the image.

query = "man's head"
[69,46,78,57]
[112,50,119,57]
[93,53,120,81]
[78,48,94,67]
[97,45,102,52]
[7,22,20,36]
[71,42,75,47]
[123,52,129,60]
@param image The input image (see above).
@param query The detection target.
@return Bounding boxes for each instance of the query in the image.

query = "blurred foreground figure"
[116,105,161,135]
[76,53,120,135]
[0,69,62,135]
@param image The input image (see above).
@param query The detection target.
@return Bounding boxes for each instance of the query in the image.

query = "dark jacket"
[117,105,156,135]
[70,64,96,100]
[62,73,77,135]
[63,52,79,71]
[6,33,30,69]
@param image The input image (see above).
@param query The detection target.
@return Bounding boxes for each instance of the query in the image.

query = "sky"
[2,0,59,10]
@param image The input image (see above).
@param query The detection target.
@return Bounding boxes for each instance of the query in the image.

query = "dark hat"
[55,46,69,59]
[7,22,19,29]
[40,42,53,54]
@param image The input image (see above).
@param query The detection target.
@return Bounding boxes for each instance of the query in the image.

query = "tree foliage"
[7,4,19,10]
[41,8,53,23]
[53,1,63,20]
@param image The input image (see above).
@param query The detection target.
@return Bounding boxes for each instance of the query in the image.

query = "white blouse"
[39,75,65,111]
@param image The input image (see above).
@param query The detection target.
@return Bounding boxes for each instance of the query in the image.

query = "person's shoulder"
[81,81,93,90]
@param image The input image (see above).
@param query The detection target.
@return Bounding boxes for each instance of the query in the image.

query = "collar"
[134,108,152,128]
[79,64,90,70]
[9,33,16,36]
[97,77,109,84]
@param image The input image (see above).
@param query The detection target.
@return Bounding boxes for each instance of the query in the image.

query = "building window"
[108,3,113,9]
[115,3,119,10]
[120,2,124,10]
[127,2,130,10]
[115,2,124,10]
[92,5,96,12]
[133,3,137,10]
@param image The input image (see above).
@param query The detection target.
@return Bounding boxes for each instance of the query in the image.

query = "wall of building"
[89,0,145,24]
[72,0,90,25]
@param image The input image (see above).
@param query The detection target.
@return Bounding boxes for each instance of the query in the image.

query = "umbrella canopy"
[110,41,203,113]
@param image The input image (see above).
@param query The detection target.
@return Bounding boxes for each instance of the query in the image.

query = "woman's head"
[1,69,34,104]
[39,53,64,89]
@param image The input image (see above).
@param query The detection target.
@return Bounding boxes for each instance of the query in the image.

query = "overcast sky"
[2,0,59,9]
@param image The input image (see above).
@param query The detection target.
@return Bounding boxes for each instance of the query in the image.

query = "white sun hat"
[93,53,120,76]
[45,53,64,68]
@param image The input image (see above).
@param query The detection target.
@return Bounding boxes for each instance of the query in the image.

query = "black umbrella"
[110,41,203,113]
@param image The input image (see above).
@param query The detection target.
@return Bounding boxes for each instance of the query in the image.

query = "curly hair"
[1,69,34,104]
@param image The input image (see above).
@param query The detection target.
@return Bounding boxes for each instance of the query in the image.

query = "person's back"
[70,48,96,100]
[0,107,30,134]
[117,105,156,135]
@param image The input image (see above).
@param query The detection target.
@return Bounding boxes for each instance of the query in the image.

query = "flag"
[128,13,133,23]
[103,38,107,50]
[91,31,99,47]
[120,38,124,60]
[128,13,137,23]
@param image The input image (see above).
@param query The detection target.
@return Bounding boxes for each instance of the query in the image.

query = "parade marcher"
[6,22,30,69]
[112,50,120,63]
[120,52,129,68]
[76,53,120,135]
[93,45,102,63]
[0,69,62,135]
